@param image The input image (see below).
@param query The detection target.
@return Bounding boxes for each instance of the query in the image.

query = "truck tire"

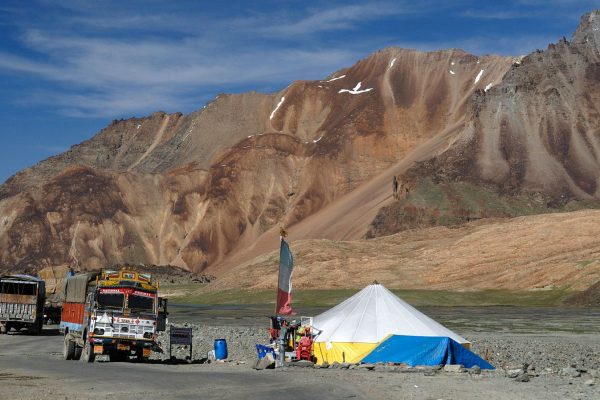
[136,351,148,363]
[73,345,82,360]
[80,341,96,363]
[31,320,43,335]
[63,336,75,360]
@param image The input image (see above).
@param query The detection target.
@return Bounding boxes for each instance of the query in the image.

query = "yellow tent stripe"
[313,342,379,365]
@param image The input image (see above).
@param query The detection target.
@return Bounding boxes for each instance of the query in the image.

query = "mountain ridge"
[1,11,598,280]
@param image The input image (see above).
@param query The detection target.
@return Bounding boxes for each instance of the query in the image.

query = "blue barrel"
[214,339,228,360]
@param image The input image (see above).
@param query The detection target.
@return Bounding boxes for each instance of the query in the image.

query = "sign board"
[169,326,193,360]
[170,327,193,345]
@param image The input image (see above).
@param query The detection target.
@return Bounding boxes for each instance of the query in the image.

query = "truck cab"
[62,269,164,363]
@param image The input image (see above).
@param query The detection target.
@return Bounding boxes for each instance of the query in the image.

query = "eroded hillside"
[0,47,513,272]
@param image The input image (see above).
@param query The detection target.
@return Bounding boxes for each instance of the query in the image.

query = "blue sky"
[0,0,597,183]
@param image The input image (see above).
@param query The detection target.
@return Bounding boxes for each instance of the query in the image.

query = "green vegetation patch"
[367,179,600,238]
[166,287,573,308]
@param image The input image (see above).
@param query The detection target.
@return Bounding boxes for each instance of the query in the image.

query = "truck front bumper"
[90,337,155,355]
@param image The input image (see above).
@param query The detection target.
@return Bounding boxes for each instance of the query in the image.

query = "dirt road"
[0,327,364,400]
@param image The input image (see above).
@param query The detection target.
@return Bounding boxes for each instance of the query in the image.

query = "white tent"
[311,283,469,364]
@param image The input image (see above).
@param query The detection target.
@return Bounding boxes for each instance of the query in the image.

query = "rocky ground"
[153,324,269,362]
[154,323,600,391]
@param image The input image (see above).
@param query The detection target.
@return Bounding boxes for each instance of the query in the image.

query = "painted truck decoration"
[0,275,46,334]
[60,269,168,362]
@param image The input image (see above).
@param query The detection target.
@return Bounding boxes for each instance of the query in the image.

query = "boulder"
[443,364,465,373]
[358,363,375,370]
[507,369,522,378]
[560,367,581,378]
[469,366,481,375]
[290,360,314,368]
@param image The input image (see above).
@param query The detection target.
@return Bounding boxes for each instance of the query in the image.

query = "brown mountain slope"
[211,210,600,291]
[0,47,513,272]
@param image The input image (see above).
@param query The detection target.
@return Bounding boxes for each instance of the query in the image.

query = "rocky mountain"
[407,11,600,198]
[1,11,599,277]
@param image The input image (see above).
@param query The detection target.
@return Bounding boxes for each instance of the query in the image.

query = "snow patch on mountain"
[474,69,484,84]
[326,75,346,82]
[338,82,373,95]
[270,97,285,120]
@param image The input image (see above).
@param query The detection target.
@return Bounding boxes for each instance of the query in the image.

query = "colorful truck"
[0,275,45,334]
[60,269,167,362]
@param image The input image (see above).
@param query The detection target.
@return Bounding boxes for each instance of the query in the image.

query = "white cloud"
[0,3,375,117]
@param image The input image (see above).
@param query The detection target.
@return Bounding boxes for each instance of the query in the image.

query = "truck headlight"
[143,332,153,339]
[93,328,105,335]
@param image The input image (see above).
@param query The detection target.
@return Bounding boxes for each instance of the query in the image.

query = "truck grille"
[94,322,154,339]
[0,302,35,320]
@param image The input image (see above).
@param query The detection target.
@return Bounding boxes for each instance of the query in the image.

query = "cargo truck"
[60,269,167,362]
[0,275,45,334]
[38,265,72,324]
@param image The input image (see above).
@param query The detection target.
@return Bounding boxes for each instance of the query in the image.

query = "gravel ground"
[154,323,600,375]
[153,324,269,362]
[469,333,600,373]
[146,323,600,399]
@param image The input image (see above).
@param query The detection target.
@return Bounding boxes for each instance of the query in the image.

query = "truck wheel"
[74,346,82,360]
[136,351,148,363]
[63,336,75,360]
[32,320,43,335]
[80,341,96,363]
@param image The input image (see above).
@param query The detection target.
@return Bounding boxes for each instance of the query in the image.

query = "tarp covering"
[38,265,71,305]
[362,335,494,369]
[64,273,98,303]
[312,342,378,365]
[312,283,469,345]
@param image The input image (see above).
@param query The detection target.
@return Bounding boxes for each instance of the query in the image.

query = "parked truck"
[38,265,72,324]
[0,275,45,334]
[60,269,167,362]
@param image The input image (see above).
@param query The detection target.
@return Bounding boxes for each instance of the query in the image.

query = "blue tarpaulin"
[361,335,495,369]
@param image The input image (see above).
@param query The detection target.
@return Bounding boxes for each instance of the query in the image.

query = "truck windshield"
[128,293,154,313]
[97,292,124,310]
[0,281,36,295]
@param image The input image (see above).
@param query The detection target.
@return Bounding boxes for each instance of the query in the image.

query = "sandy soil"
[211,209,600,291]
